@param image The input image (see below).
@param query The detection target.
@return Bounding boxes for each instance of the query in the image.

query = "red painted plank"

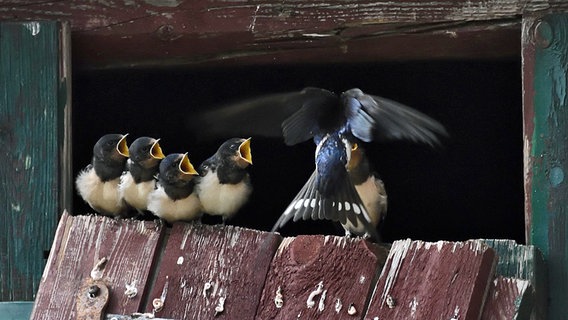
[365,239,496,320]
[30,212,165,319]
[256,235,388,319]
[482,239,546,320]
[481,276,533,320]
[0,1,548,68]
[144,223,281,319]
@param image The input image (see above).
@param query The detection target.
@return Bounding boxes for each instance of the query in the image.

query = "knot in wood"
[156,25,181,41]
[290,237,322,265]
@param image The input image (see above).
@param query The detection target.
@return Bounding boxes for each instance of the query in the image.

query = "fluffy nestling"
[147,153,201,223]
[196,137,253,223]
[344,143,387,238]
[76,133,130,217]
[119,136,165,215]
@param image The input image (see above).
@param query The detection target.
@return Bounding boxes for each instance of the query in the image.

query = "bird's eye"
[143,146,150,152]
[107,141,115,146]
[230,144,237,150]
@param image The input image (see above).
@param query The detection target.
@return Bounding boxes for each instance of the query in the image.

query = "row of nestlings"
[76,134,253,224]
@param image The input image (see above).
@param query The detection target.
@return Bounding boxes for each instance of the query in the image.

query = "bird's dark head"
[93,133,129,163]
[129,137,165,168]
[159,153,199,184]
[315,132,355,169]
[314,132,355,195]
[217,137,253,168]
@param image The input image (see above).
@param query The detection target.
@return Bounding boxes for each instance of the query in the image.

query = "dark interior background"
[72,59,524,244]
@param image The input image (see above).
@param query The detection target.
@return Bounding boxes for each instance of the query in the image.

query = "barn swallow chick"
[76,133,130,217]
[147,153,201,223]
[119,137,165,215]
[344,143,387,239]
[196,138,253,223]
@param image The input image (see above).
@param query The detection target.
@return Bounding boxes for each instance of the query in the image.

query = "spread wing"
[343,88,448,145]
[189,87,337,143]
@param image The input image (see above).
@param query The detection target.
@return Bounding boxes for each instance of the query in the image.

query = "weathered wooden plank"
[481,276,533,320]
[0,301,34,319]
[365,239,496,320]
[144,223,281,319]
[256,235,388,319]
[483,239,546,320]
[30,212,165,319]
[2,1,565,68]
[522,13,568,320]
[0,21,71,301]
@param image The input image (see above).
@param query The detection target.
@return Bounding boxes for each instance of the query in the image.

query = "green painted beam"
[0,22,71,300]
[0,302,33,319]
[523,14,568,320]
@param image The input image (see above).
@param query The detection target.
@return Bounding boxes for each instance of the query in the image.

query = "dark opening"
[72,60,524,244]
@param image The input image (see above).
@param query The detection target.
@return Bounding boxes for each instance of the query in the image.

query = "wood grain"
[30,212,165,319]
[256,235,389,319]
[144,223,281,319]
[481,276,533,320]
[365,239,496,320]
[0,21,71,301]
[3,1,565,68]
[522,13,568,320]
[483,239,546,320]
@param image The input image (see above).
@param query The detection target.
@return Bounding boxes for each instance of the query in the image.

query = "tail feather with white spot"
[271,169,381,242]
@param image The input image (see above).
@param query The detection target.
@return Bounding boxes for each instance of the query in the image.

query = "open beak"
[179,153,198,176]
[347,143,361,171]
[117,134,130,157]
[238,138,253,165]
[150,139,165,160]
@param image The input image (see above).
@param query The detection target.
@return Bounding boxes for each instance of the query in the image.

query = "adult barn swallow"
[119,137,165,215]
[272,88,446,241]
[147,153,201,223]
[196,138,253,223]
[76,133,130,217]
[193,87,446,240]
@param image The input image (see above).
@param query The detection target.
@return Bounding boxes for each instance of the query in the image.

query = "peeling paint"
[248,5,260,32]
[277,237,294,256]
[409,297,418,316]
[24,22,40,36]
[11,203,21,212]
[380,239,411,306]
[23,155,32,170]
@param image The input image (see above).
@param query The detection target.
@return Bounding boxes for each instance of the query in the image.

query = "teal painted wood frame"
[0,21,71,300]
[523,14,568,320]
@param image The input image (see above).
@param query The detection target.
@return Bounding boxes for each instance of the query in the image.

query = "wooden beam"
[3,1,566,68]
[365,239,496,320]
[522,13,568,320]
[30,212,166,319]
[144,223,281,319]
[256,235,388,319]
[483,239,546,320]
[481,277,533,320]
[0,21,71,301]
